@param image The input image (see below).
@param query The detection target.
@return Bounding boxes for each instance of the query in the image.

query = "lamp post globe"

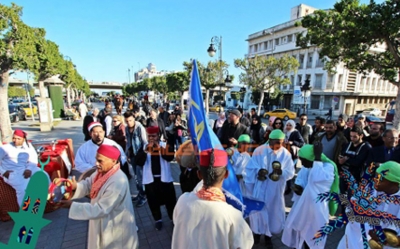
[207,44,216,57]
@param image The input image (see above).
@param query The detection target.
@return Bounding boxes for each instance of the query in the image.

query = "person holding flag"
[244,129,295,248]
[172,148,254,248]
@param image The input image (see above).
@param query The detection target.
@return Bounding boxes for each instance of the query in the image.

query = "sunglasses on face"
[275,122,282,125]
[301,118,307,120]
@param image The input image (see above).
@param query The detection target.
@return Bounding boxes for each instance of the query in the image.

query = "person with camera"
[282,142,339,249]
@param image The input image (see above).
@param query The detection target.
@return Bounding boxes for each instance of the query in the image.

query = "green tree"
[8,87,25,97]
[183,60,229,113]
[166,71,189,110]
[32,39,65,98]
[151,76,168,102]
[234,55,299,115]
[0,3,41,141]
[296,0,400,129]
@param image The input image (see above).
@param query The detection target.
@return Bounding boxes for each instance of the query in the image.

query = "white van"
[248,105,265,116]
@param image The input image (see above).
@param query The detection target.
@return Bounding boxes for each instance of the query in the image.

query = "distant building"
[246,4,397,116]
[134,63,175,82]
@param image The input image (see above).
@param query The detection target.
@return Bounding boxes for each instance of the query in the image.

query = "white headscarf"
[284,120,296,140]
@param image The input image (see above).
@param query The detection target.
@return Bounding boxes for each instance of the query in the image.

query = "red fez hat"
[146,126,159,134]
[88,122,103,132]
[199,149,228,167]
[97,144,120,160]
[14,129,27,138]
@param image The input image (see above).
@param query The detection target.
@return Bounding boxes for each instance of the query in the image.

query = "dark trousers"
[145,178,177,221]
[179,166,200,193]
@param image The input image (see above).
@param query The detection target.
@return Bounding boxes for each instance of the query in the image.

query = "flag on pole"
[187,59,263,216]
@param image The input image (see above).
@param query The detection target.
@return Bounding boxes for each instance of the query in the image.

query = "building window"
[297,75,302,86]
[326,74,334,90]
[298,54,304,69]
[357,97,362,104]
[275,38,280,46]
[287,34,293,42]
[264,41,268,50]
[314,74,323,90]
[254,44,258,52]
[311,95,320,109]
[306,55,313,68]
[324,96,332,109]
[316,53,324,67]
[290,75,295,85]
[269,40,273,49]
[338,74,343,87]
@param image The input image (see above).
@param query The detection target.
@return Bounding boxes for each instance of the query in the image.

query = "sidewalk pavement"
[0,117,345,249]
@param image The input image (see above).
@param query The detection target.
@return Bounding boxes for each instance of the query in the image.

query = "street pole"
[26,72,35,121]
[303,94,307,115]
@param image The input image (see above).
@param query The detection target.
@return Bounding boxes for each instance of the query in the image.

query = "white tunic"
[74,138,127,173]
[0,142,46,206]
[69,170,138,249]
[142,141,173,184]
[244,145,294,236]
[337,190,400,249]
[171,191,254,249]
[231,149,252,197]
[282,161,334,249]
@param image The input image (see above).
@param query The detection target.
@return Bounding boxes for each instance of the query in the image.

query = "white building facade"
[246,4,398,116]
[134,63,175,82]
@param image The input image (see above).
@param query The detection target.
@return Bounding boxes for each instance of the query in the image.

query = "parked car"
[263,108,297,120]
[9,104,26,122]
[20,103,38,116]
[209,105,224,112]
[362,108,382,117]
[12,99,25,104]
[248,105,265,116]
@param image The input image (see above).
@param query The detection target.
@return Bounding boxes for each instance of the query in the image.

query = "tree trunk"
[205,89,210,114]
[71,88,76,102]
[393,84,400,130]
[66,85,72,108]
[258,91,265,116]
[180,92,184,112]
[38,80,46,98]
[0,71,13,142]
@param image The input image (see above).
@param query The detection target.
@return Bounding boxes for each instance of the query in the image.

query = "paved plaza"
[0,111,345,249]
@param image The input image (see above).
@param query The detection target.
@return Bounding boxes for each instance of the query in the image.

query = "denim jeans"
[130,155,145,198]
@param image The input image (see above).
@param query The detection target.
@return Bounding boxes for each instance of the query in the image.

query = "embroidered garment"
[196,186,226,202]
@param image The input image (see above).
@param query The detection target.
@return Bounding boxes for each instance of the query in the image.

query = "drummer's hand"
[70,176,77,190]
[59,200,73,209]
[368,229,386,245]
[2,170,13,179]
[23,169,32,179]
[275,168,283,175]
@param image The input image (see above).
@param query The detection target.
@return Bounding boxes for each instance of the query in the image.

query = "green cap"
[377,161,400,183]
[269,129,285,139]
[238,134,251,143]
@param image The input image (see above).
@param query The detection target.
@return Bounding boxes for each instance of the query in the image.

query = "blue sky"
[4,0,376,84]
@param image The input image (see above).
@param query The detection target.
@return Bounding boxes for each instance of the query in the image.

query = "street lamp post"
[301,76,312,114]
[207,36,223,85]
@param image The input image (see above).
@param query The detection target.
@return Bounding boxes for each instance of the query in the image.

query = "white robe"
[74,138,127,173]
[69,170,138,249]
[282,161,334,249]
[0,142,47,206]
[244,145,295,236]
[171,191,254,249]
[231,149,252,196]
[337,190,400,249]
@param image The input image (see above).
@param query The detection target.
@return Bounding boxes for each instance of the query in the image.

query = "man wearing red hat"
[172,148,254,248]
[136,126,176,230]
[61,144,139,249]
[75,122,126,173]
[0,129,48,206]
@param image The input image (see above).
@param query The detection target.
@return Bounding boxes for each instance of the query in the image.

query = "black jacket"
[146,117,168,140]
[295,123,312,144]
[340,141,372,181]
[288,130,305,148]
[219,121,249,148]
[367,145,396,167]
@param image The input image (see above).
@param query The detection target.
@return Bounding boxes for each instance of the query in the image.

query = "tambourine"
[257,169,269,181]
[48,178,73,204]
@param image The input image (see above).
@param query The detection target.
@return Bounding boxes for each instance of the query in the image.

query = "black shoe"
[131,195,139,202]
[155,221,163,231]
[136,197,147,207]
[265,236,273,249]
[253,233,261,244]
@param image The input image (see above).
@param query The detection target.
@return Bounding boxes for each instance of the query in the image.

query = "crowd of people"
[2,95,400,249]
